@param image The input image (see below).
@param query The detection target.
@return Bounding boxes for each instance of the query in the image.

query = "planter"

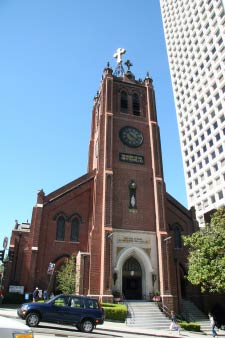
[114,297,121,303]
[152,295,161,302]
[112,290,121,302]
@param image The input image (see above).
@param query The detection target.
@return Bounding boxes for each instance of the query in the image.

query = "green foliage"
[102,303,127,322]
[112,290,120,297]
[56,254,76,294]
[3,292,25,304]
[179,321,200,332]
[183,208,225,293]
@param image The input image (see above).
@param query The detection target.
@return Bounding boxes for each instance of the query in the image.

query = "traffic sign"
[3,237,8,250]
[47,262,55,275]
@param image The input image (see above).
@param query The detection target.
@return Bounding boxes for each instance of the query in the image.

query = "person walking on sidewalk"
[0,287,4,304]
[169,311,180,335]
[32,287,39,302]
[209,313,217,337]
[43,290,48,301]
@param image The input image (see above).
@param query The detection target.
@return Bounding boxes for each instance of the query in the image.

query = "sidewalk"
[0,305,225,338]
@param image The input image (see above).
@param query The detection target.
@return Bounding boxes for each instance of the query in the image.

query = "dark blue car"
[17,294,104,333]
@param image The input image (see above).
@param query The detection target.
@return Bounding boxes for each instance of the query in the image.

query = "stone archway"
[48,254,70,294]
[114,246,154,300]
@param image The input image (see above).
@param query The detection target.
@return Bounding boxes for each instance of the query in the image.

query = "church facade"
[4,51,198,312]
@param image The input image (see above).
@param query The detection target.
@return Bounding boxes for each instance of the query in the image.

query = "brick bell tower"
[88,49,173,305]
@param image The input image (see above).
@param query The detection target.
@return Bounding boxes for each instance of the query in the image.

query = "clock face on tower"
[119,126,143,148]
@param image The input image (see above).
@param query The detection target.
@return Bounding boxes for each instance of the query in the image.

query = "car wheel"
[26,312,40,327]
[80,319,94,333]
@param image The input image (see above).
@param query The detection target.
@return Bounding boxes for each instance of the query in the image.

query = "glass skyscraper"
[160,0,225,225]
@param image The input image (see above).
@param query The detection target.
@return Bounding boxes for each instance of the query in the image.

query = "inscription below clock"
[119,153,144,165]
[119,126,143,148]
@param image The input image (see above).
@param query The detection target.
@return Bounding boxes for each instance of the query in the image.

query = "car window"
[86,299,99,309]
[70,297,84,308]
[53,296,68,307]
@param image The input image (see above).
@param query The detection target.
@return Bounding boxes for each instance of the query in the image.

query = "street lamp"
[163,236,172,242]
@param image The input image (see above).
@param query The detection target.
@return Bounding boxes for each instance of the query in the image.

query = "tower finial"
[124,59,133,71]
[113,48,126,77]
[113,48,126,64]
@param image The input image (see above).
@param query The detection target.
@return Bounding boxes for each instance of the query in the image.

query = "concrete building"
[4,52,197,312]
[160,0,225,226]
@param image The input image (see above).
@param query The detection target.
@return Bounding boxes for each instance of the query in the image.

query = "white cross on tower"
[113,48,126,64]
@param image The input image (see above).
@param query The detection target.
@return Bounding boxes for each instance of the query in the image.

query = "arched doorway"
[48,254,70,294]
[122,257,142,300]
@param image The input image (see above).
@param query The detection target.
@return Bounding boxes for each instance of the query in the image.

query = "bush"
[3,292,25,304]
[179,321,201,332]
[102,302,127,322]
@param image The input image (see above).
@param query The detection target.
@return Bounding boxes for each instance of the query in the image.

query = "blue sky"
[0,0,187,251]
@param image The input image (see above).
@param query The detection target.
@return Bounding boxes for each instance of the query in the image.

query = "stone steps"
[181,299,211,333]
[125,301,171,330]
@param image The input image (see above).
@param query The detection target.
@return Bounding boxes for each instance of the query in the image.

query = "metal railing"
[157,302,171,318]
[124,301,135,325]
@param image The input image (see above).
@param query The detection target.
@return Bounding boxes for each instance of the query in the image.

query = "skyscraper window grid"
[160,0,225,226]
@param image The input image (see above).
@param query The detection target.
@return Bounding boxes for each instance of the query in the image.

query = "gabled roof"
[43,169,96,205]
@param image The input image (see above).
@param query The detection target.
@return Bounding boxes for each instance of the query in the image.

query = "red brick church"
[4,49,198,312]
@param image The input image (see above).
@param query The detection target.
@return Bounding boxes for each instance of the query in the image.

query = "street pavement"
[0,305,225,338]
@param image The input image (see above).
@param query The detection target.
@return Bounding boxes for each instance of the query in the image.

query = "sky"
[0,0,187,252]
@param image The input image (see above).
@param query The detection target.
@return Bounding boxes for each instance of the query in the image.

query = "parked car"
[17,294,104,333]
[0,315,33,338]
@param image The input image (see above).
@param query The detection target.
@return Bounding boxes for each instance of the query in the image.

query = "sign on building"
[47,262,55,275]
[9,285,24,294]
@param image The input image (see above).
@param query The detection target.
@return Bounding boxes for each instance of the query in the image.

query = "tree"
[183,208,225,293]
[56,255,76,294]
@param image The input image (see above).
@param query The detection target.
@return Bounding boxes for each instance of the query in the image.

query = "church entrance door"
[122,257,142,300]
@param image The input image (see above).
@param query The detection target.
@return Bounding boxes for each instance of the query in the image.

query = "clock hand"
[127,133,137,141]
[130,130,137,138]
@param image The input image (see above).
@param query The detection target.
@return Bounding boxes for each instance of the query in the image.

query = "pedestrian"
[0,287,4,304]
[209,313,217,337]
[171,310,177,323]
[43,290,48,301]
[169,311,180,335]
[32,287,39,302]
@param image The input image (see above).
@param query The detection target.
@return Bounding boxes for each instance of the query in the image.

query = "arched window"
[121,91,128,113]
[56,216,65,241]
[174,225,182,248]
[123,257,141,274]
[129,180,137,209]
[132,93,140,116]
[71,218,80,242]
